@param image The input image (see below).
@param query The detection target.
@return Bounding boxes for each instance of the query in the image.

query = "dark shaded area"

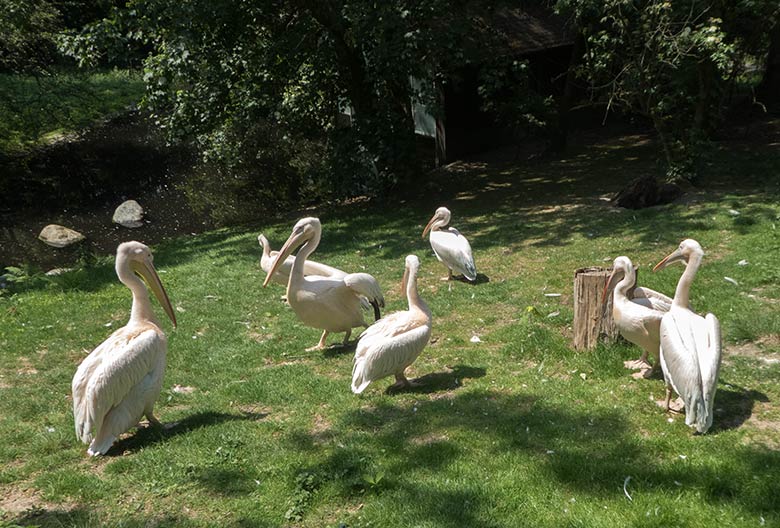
[107,410,267,456]
[5,507,210,528]
[712,382,771,432]
[389,364,487,394]
[613,174,683,210]
[1,111,210,270]
[287,389,780,526]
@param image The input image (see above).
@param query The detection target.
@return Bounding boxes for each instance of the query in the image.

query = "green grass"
[0,69,144,154]
[1,127,779,527]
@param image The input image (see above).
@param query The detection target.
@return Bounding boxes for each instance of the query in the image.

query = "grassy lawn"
[0,70,144,154]
[1,126,779,527]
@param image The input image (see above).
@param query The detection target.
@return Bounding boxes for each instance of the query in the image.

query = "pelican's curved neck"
[406,267,430,315]
[289,230,320,291]
[614,268,635,299]
[260,238,270,260]
[116,260,157,325]
[673,254,701,308]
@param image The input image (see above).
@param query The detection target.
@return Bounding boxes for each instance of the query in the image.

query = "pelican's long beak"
[422,214,438,239]
[263,229,303,287]
[133,260,177,327]
[401,265,410,294]
[653,248,684,272]
[601,269,621,304]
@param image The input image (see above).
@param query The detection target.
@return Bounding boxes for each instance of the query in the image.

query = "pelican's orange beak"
[653,248,684,272]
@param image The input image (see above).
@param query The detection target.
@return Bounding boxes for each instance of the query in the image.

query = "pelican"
[654,239,722,433]
[72,241,177,456]
[422,207,476,282]
[258,233,344,284]
[259,234,382,318]
[262,217,385,350]
[352,255,432,393]
[603,256,673,377]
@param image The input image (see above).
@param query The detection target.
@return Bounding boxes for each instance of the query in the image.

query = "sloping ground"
[0,120,778,527]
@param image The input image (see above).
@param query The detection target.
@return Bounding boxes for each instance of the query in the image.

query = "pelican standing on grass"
[263,217,385,350]
[653,239,722,433]
[603,256,673,378]
[259,234,382,318]
[352,255,432,393]
[422,207,477,282]
[72,241,177,456]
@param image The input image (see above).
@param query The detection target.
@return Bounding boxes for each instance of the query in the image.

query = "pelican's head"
[602,256,635,304]
[653,239,704,272]
[262,217,321,287]
[258,234,269,253]
[422,207,452,238]
[402,254,421,292]
[117,241,177,327]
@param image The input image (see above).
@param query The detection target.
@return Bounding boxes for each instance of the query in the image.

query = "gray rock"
[38,224,86,248]
[113,200,144,228]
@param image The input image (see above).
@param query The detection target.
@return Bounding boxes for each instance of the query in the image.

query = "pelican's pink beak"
[422,213,439,239]
[132,259,177,328]
[601,268,621,305]
[263,228,304,287]
[653,248,684,272]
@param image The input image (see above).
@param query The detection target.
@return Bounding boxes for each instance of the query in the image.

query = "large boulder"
[613,175,682,210]
[113,199,144,228]
[38,224,86,248]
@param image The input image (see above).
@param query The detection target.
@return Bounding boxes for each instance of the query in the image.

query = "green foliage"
[0,70,144,153]
[0,0,60,73]
[58,0,499,217]
[557,0,780,179]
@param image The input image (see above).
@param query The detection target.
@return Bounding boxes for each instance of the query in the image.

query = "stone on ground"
[113,200,144,228]
[38,224,85,248]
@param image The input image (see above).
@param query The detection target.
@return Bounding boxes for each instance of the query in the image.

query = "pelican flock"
[423,207,477,282]
[68,211,727,458]
[654,239,722,434]
[262,217,385,350]
[352,255,432,393]
[72,241,177,456]
[603,256,673,378]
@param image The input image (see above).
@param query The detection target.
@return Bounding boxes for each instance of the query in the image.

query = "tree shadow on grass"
[107,410,268,456]
[6,507,211,528]
[286,389,780,526]
[711,382,770,432]
[389,365,487,394]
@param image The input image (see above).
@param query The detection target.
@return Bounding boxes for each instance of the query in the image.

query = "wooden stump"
[573,267,618,350]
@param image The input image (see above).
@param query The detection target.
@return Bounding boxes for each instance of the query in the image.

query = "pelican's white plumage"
[258,233,345,284]
[603,256,673,376]
[352,255,432,393]
[263,217,384,350]
[423,207,476,281]
[654,239,722,433]
[72,241,177,456]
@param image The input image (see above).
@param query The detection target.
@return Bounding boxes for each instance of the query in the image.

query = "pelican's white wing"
[352,311,431,393]
[631,286,674,312]
[73,325,166,454]
[699,313,722,432]
[660,308,719,433]
[429,228,476,281]
[344,272,385,320]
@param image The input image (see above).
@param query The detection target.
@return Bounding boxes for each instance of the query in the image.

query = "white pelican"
[258,233,344,284]
[653,239,722,433]
[422,207,477,282]
[72,241,177,456]
[603,256,673,377]
[352,255,432,393]
[259,234,381,318]
[262,217,385,350]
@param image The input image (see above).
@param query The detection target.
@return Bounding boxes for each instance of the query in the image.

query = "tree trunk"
[757,22,780,104]
[549,33,585,153]
[573,267,618,350]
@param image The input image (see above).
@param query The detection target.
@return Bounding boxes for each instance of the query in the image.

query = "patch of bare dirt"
[0,485,74,518]
[16,357,38,375]
[409,432,449,446]
[725,336,780,365]
[310,413,334,445]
